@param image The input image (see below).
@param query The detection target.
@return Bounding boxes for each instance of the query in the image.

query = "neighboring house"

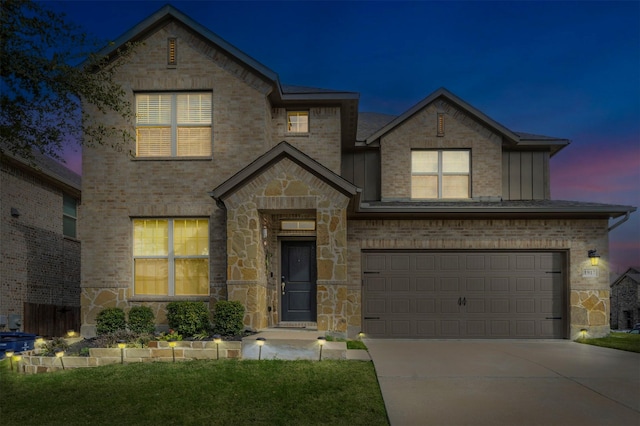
[80,5,636,340]
[610,267,640,329]
[0,149,81,336]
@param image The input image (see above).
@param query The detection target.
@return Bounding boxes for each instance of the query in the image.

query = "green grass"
[576,332,640,353]
[0,359,388,426]
[325,336,368,350]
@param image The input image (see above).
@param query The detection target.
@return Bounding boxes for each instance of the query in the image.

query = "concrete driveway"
[365,340,640,426]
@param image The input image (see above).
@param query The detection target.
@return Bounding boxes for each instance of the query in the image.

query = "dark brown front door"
[281,241,316,322]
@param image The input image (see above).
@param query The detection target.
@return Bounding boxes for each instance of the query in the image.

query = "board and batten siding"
[341,149,381,201]
[502,151,549,200]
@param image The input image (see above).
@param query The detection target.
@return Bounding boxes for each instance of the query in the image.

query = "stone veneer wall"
[346,218,611,339]
[222,157,350,332]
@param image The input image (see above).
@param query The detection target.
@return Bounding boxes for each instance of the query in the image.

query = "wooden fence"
[23,303,81,337]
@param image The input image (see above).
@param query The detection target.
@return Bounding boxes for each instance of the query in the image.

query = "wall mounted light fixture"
[11,208,20,218]
[588,250,600,266]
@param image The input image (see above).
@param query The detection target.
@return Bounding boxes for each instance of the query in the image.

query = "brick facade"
[0,154,81,332]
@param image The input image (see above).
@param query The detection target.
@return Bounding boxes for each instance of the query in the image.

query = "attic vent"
[168,38,177,66]
[437,113,445,136]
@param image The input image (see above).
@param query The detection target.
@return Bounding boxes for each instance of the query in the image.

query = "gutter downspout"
[608,212,631,232]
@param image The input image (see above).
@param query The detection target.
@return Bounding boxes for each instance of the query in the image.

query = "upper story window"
[287,111,309,133]
[135,92,212,157]
[63,194,77,238]
[133,218,209,296]
[411,150,470,199]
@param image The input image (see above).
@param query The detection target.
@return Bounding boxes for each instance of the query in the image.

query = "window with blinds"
[133,218,209,296]
[136,92,212,157]
[411,150,470,199]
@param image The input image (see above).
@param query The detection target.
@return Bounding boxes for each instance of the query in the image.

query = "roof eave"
[352,204,636,219]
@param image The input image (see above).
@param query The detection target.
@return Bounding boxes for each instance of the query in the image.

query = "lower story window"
[133,218,209,296]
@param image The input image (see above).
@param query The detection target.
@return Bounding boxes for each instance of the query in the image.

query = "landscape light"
[317,336,326,361]
[117,340,126,364]
[213,334,222,360]
[5,349,15,371]
[256,337,266,360]
[168,340,177,362]
[55,349,65,370]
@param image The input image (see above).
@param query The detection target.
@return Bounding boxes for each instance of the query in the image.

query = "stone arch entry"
[210,143,358,332]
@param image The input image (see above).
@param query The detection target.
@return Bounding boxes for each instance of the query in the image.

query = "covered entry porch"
[210,142,358,334]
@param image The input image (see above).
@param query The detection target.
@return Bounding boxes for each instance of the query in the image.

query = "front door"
[281,241,316,322]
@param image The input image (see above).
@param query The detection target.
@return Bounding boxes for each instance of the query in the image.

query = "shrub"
[93,330,153,348]
[40,337,69,356]
[128,306,155,334]
[96,307,126,335]
[212,300,245,336]
[166,301,211,337]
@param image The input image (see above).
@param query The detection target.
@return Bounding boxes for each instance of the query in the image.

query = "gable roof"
[95,4,360,147]
[611,267,640,286]
[210,141,359,203]
[96,4,278,83]
[363,87,570,156]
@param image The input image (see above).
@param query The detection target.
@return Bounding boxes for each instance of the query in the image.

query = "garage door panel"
[440,278,460,291]
[490,278,510,292]
[417,320,436,335]
[440,255,460,270]
[363,251,565,339]
[391,299,411,314]
[441,299,461,313]
[390,255,410,272]
[416,298,436,313]
[365,255,386,271]
[466,298,486,313]
[390,277,410,292]
[415,277,436,292]
[466,277,486,292]
[490,320,510,336]
[365,277,386,291]
[440,320,462,336]
[390,320,411,336]
[516,278,536,292]
[415,255,436,271]
[466,320,486,336]
[366,299,386,314]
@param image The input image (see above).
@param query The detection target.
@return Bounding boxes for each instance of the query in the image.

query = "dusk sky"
[42,0,639,274]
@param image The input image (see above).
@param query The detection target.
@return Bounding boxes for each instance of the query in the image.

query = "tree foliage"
[0,0,135,162]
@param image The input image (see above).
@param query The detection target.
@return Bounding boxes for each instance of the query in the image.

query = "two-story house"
[80,5,635,340]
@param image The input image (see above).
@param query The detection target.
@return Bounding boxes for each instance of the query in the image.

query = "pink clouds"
[551,141,640,203]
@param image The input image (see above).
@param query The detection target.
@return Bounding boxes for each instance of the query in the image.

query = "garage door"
[362,251,565,339]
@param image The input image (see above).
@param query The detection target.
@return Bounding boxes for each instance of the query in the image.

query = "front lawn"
[0,359,388,425]
[576,332,640,353]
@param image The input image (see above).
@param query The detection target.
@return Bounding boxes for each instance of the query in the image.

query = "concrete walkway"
[365,339,640,426]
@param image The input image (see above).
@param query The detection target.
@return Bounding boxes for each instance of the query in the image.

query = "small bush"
[93,330,153,348]
[212,300,245,336]
[128,306,155,334]
[96,307,126,335]
[156,330,183,341]
[40,337,69,356]
[166,301,211,337]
